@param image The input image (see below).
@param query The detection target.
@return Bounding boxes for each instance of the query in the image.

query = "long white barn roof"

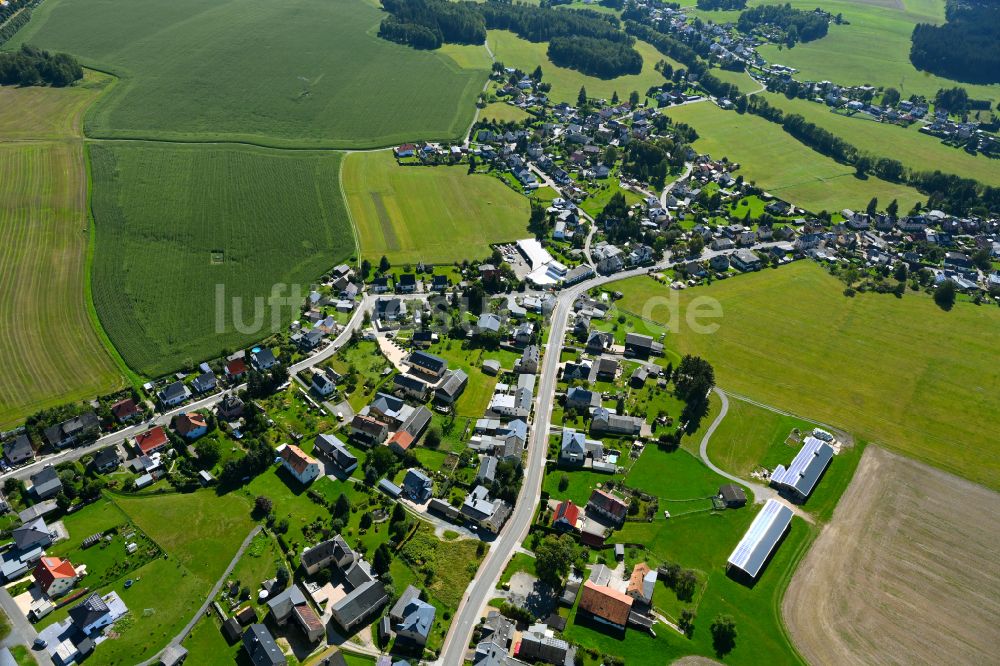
[771,436,834,499]
[727,499,793,578]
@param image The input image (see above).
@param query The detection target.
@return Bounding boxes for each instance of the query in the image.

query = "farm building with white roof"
[770,436,834,501]
[726,499,793,580]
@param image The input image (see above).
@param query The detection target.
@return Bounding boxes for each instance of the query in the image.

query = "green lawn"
[626,447,723,502]
[89,142,353,376]
[343,150,531,265]
[577,179,645,219]
[615,262,1000,490]
[759,92,1000,187]
[10,0,489,147]
[664,103,923,213]
[500,552,536,585]
[488,30,680,105]
[543,468,624,506]
[480,102,532,124]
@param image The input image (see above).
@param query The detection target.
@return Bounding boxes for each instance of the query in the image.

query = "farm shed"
[726,499,793,580]
[770,436,834,501]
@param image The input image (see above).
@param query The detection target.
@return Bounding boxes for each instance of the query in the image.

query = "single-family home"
[33,557,78,598]
[394,373,429,400]
[559,429,587,465]
[43,412,100,449]
[277,444,321,485]
[402,468,433,503]
[578,581,633,631]
[266,584,324,643]
[587,489,629,526]
[313,434,358,474]
[435,369,469,404]
[3,435,33,466]
[329,580,389,634]
[407,351,448,381]
[311,372,335,397]
[174,412,208,440]
[249,348,278,371]
[552,500,580,532]
[158,381,191,408]
[242,624,286,666]
[30,466,63,500]
[300,535,355,576]
[110,398,140,424]
[191,371,217,394]
[623,333,662,359]
[395,597,436,647]
[135,426,170,456]
[91,447,121,474]
[731,249,762,272]
[225,357,248,381]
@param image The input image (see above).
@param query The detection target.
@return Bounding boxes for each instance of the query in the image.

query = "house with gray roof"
[395,598,436,647]
[3,435,33,466]
[329,580,389,633]
[29,465,62,500]
[313,434,358,474]
[243,624,286,666]
[402,468,433,503]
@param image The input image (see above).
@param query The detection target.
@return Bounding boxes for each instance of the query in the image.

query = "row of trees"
[910,0,1000,85]
[378,0,485,49]
[0,44,83,87]
[737,4,830,46]
[477,1,626,44]
[547,35,642,78]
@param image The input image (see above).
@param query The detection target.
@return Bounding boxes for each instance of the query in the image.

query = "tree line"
[744,95,1000,215]
[737,4,830,46]
[910,0,1000,85]
[378,0,485,49]
[547,35,642,78]
[0,44,83,87]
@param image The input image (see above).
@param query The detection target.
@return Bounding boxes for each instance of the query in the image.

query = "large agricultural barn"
[727,499,794,580]
[770,436,835,501]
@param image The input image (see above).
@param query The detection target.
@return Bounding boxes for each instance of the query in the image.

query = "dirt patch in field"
[370,191,400,252]
[671,658,723,666]
[783,446,1000,665]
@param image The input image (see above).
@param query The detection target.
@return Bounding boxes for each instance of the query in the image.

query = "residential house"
[709,254,730,272]
[68,591,128,636]
[590,407,643,437]
[3,435,33,466]
[578,581,633,631]
[593,357,618,381]
[301,535,355,576]
[110,398,140,424]
[565,387,600,411]
[191,371,217,394]
[30,466,63,500]
[551,500,580,532]
[435,369,469,404]
[158,381,191,408]
[242,624,286,666]
[402,468,433,503]
[516,346,540,374]
[395,597,436,647]
[225,357,248,381]
[266,584,324,643]
[250,348,278,371]
[517,626,574,665]
[461,486,510,534]
[43,412,99,449]
[559,429,587,465]
[313,434,358,474]
[175,412,208,440]
[350,414,389,445]
[394,373,429,401]
[33,557,78,598]
[476,313,502,335]
[135,426,169,456]
[587,489,628,526]
[397,273,417,293]
[585,331,612,355]
[719,484,747,508]
[277,444,321,485]
[407,351,448,381]
[626,563,655,605]
[91,447,120,474]
[513,322,535,346]
[731,249,762,272]
[476,456,498,485]
[330,579,389,634]
[311,372,335,397]
[217,394,245,421]
[623,333,662,359]
[593,245,624,274]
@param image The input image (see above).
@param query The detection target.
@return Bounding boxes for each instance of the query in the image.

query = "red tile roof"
[627,562,651,597]
[33,556,77,591]
[388,431,414,451]
[225,358,247,376]
[175,412,207,437]
[135,426,169,454]
[552,500,580,527]
[588,489,629,520]
[111,398,138,421]
[579,580,633,627]
[279,444,318,476]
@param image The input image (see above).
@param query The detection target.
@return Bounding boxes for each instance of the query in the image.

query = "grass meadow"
[615,261,1000,490]
[89,142,353,376]
[0,72,123,428]
[10,0,489,147]
[664,102,923,212]
[343,150,531,265]
[480,102,532,124]
[760,93,1000,187]
[487,30,681,104]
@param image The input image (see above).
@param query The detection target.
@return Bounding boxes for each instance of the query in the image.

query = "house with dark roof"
[395,597,436,647]
[3,435,33,466]
[461,486,511,534]
[402,468,433,503]
[301,535,355,576]
[158,381,191,407]
[43,411,99,448]
[69,591,128,636]
[267,584,324,643]
[217,394,245,421]
[590,407,643,437]
[91,447,121,474]
[313,434,358,474]
[350,414,389,445]
[191,371,217,394]
[406,351,447,380]
[249,348,278,371]
[394,373,429,400]
[30,466,62,500]
[329,580,389,634]
[587,489,628,526]
[312,372,335,397]
[565,387,601,411]
[623,333,663,359]
[243,624,287,666]
[719,484,747,507]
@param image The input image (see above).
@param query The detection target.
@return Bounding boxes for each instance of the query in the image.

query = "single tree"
[710,615,737,656]
[379,255,391,274]
[866,196,878,216]
[577,86,587,106]
[629,90,640,106]
[934,279,956,310]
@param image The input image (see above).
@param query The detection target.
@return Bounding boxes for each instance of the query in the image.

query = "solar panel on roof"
[771,437,834,499]
[727,499,794,578]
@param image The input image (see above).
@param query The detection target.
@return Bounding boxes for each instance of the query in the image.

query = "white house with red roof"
[134,426,169,456]
[33,556,79,597]
[277,444,321,485]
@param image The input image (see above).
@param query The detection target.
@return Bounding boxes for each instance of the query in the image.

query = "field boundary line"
[339,154,363,269]
[80,140,144,388]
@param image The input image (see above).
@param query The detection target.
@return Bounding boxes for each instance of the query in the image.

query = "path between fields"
[138,525,262,666]
[700,388,814,523]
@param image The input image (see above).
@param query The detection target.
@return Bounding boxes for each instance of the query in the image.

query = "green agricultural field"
[748,0,1000,109]
[488,31,680,104]
[10,0,489,147]
[664,103,923,212]
[0,72,123,428]
[343,150,531,265]
[615,262,1000,490]
[760,93,1000,187]
[89,142,353,376]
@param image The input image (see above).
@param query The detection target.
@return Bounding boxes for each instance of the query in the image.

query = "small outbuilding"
[719,484,747,508]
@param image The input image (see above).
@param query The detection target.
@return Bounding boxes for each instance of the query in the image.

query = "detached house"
[158,381,191,408]
[587,489,629,526]
[30,466,63,500]
[277,444,321,486]
[110,398,140,424]
[175,412,208,440]
[44,412,99,449]
[313,434,358,475]
[249,348,278,371]
[135,426,169,456]
[34,557,79,598]
[3,435,33,466]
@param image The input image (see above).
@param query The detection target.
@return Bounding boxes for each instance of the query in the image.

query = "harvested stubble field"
[783,446,1000,665]
[11,0,489,147]
[343,150,531,265]
[0,72,123,427]
[89,142,353,376]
